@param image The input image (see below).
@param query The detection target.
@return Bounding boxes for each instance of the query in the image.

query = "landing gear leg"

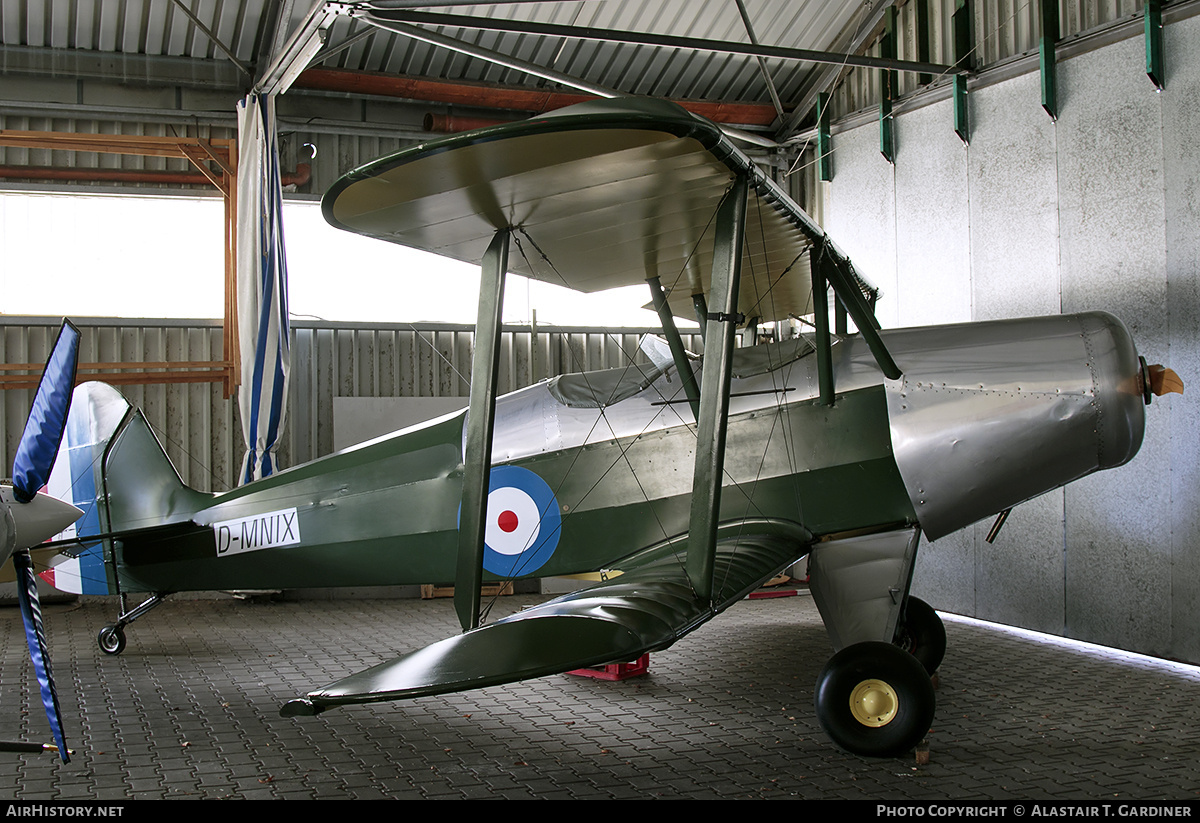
[96,592,169,655]
[893,596,946,675]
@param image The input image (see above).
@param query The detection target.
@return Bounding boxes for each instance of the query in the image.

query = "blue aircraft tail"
[41,382,210,596]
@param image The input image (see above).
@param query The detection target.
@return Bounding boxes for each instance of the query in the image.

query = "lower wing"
[282,521,810,715]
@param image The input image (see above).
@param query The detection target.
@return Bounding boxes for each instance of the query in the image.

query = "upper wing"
[282,522,809,715]
[322,97,876,323]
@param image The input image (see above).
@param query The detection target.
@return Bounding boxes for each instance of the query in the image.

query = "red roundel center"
[497,510,519,533]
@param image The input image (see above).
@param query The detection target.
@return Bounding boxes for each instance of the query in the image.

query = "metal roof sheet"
[0,1,873,111]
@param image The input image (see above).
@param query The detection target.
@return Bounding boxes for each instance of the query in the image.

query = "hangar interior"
[0,0,1198,795]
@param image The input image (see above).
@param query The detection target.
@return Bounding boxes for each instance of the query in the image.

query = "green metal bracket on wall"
[879,7,897,164]
[1040,0,1059,120]
[817,91,832,182]
[1145,0,1165,89]
[880,99,894,163]
[953,0,974,143]
[954,75,970,144]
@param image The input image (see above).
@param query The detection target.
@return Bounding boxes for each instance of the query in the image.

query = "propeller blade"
[12,321,81,503]
[12,550,69,763]
[6,320,80,764]
[1148,364,1184,397]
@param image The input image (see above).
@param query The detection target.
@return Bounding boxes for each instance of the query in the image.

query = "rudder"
[41,382,210,595]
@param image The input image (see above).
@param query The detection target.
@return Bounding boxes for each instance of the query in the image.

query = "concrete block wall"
[823,17,1199,662]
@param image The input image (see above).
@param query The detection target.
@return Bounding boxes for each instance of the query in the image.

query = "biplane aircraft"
[23,98,1181,758]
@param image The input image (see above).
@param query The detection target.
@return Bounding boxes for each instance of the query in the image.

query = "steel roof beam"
[778,0,896,140]
[0,46,246,89]
[167,0,253,78]
[365,8,963,77]
[368,0,589,7]
[362,14,621,101]
[733,0,785,123]
[361,15,781,147]
[254,0,300,83]
[254,0,340,96]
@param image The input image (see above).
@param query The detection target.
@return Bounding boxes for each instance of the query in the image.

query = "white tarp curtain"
[236,93,291,483]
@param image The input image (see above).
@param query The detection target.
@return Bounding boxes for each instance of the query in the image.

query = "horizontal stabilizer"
[282,524,809,716]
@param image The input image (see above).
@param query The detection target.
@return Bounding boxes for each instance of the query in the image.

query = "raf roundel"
[478,465,562,577]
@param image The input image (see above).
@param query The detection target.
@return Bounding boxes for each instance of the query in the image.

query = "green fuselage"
[108,382,912,594]
[91,310,1146,609]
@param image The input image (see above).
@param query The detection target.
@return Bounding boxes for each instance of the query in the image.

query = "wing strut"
[646,275,701,420]
[686,175,748,605]
[820,240,901,380]
[454,228,510,632]
[812,252,835,406]
[691,293,709,340]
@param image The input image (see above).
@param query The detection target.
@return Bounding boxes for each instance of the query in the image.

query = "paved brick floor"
[0,591,1197,800]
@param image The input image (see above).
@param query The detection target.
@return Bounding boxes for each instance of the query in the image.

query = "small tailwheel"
[815,641,935,757]
[894,596,946,675]
[98,625,126,656]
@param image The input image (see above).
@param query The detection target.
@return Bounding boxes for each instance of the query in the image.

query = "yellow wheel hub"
[849,679,899,727]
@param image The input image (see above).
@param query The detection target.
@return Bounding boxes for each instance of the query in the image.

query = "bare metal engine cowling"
[879,312,1145,540]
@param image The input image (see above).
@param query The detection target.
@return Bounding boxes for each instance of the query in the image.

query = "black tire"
[815,641,935,757]
[98,625,126,656]
[894,596,946,675]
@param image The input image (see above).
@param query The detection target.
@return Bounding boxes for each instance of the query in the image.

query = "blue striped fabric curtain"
[236,93,291,483]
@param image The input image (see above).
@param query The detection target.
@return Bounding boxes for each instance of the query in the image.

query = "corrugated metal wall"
[0,107,423,200]
[2,320,238,493]
[1,317,702,495]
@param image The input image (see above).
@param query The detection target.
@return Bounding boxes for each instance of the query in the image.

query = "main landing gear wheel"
[98,625,126,656]
[894,596,946,675]
[815,641,935,757]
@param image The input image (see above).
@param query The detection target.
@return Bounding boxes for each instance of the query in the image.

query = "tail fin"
[41,382,210,595]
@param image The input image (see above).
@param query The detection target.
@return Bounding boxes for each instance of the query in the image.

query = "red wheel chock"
[567,654,650,681]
